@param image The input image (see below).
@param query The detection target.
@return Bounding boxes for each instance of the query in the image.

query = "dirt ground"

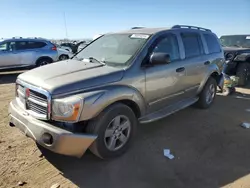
[1,71,250,188]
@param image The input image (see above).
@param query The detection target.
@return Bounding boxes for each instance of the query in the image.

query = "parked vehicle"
[56,45,74,61]
[58,45,72,53]
[9,25,225,159]
[61,41,86,54]
[0,37,58,70]
[220,35,250,86]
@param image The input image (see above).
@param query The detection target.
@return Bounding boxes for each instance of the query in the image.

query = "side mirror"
[150,52,171,65]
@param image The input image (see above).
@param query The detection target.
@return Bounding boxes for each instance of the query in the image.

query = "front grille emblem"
[25,88,30,98]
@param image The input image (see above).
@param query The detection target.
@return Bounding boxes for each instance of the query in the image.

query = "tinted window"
[181,33,203,58]
[152,35,180,61]
[204,34,221,53]
[15,41,28,50]
[27,41,47,49]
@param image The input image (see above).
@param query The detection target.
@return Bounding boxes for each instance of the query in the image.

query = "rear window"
[27,41,47,49]
[204,34,221,54]
[181,33,204,58]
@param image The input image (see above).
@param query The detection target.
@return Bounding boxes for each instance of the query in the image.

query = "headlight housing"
[52,96,83,122]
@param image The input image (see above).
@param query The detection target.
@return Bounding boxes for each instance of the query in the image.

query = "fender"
[197,63,223,93]
[75,85,147,121]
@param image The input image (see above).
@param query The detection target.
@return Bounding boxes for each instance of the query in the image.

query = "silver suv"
[9,25,225,159]
[0,38,58,70]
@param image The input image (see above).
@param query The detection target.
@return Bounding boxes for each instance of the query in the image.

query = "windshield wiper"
[74,56,106,65]
[88,57,106,65]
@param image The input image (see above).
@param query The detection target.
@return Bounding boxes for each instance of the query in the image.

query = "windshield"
[220,35,250,48]
[74,33,150,66]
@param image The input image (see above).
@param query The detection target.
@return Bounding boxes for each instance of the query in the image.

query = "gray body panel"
[9,26,225,157]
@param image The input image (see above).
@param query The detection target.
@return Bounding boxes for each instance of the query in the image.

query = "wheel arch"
[197,69,222,93]
[76,86,147,121]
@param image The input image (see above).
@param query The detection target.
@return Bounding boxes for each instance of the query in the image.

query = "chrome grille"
[16,81,49,120]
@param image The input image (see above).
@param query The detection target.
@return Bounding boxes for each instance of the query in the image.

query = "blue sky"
[0,0,249,39]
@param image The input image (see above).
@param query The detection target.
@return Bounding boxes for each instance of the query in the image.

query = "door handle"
[176,67,185,72]
[204,61,210,65]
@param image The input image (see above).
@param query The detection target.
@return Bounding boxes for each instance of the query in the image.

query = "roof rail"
[172,25,211,32]
[131,27,145,29]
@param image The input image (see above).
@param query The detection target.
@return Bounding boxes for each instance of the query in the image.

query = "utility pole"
[63,12,68,39]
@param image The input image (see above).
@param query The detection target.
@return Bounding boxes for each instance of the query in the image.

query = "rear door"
[179,32,208,97]
[15,41,45,66]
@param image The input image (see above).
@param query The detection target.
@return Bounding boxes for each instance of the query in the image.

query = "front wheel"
[196,77,217,109]
[36,58,53,67]
[86,103,137,159]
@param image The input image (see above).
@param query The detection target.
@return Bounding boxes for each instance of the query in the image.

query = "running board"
[139,97,199,124]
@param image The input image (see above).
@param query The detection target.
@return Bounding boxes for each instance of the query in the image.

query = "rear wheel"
[196,77,217,109]
[86,103,137,159]
[59,54,69,61]
[36,58,53,67]
[236,63,250,86]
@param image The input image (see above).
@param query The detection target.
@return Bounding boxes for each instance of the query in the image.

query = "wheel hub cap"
[206,84,215,104]
[104,115,131,151]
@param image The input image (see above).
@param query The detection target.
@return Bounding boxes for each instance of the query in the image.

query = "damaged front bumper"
[8,99,97,158]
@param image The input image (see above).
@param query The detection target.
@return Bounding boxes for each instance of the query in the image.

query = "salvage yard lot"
[1,71,250,188]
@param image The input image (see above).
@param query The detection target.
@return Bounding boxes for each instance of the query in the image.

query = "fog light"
[42,133,53,145]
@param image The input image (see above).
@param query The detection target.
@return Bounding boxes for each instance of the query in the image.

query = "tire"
[196,77,217,109]
[36,58,53,67]
[236,63,249,86]
[59,54,69,61]
[86,103,137,159]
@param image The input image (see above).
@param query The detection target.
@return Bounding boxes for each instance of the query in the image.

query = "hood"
[18,59,124,95]
[223,46,250,53]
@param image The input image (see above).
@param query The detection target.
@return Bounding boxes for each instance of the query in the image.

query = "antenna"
[63,12,68,38]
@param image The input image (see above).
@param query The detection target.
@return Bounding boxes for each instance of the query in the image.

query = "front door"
[145,34,187,113]
[0,42,18,68]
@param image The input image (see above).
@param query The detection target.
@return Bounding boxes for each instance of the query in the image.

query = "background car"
[61,41,87,54]
[56,44,74,61]
[220,34,250,86]
[0,37,58,69]
[58,45,72,52]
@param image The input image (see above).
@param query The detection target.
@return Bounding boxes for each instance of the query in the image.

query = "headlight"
[52,96,83,122]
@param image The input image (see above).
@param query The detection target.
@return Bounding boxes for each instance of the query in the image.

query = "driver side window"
[152,35,180,61]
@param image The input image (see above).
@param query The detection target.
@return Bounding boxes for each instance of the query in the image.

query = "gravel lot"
[1,70,250,188]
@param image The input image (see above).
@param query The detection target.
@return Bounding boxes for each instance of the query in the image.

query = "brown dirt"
[1,71,250,188]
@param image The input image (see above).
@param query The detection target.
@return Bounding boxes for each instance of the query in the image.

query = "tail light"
[51,45,57,51]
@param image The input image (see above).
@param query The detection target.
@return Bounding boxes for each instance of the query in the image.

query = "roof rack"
[12,36,23,39]
[172,25,211,32]
[131,27,145,29]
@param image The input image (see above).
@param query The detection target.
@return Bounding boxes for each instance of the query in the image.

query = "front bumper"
[8,99,97,158]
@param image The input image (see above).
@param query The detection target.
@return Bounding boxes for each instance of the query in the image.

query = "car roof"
[2,38,50,43]
[112,25,213,35]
